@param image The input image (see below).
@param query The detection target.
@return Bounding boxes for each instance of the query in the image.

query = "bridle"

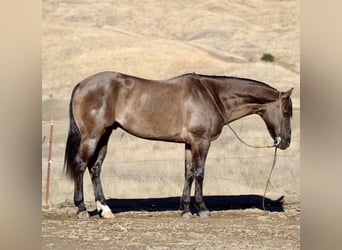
[198,77,280,211]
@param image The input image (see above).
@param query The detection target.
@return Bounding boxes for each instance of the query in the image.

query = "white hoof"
[77,210,89,220]
[96,201,114,219]
[181,211,192,219]
[198,210,211,218]
[102,210,115,219]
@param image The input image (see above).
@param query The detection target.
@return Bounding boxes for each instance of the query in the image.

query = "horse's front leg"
[180,143,194,218]
[192,140,211,217]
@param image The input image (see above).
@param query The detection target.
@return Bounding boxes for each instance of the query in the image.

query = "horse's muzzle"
[275,136,291,150]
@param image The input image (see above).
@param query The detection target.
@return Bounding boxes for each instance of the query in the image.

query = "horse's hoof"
[101,210,115,219]
[96,201,114,219]
[181,211,192,219]
[198,210,211,218]
[77,210,89,220]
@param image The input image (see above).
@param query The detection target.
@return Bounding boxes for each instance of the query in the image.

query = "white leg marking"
[96,201,114,218]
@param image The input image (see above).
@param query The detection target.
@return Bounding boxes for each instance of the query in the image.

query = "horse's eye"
[283,108,292,117]
[282,99,292,117]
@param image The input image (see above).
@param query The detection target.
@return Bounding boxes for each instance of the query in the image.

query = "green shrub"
[261,53,275,62]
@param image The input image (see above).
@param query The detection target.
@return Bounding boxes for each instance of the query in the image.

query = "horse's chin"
[277,144,288,150]
[277,140,291,150]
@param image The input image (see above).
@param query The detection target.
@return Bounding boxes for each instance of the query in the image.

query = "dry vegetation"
[42,0,300,249]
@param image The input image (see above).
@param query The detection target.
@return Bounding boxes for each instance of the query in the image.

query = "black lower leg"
[90,163,106,204]
[74,169,86,213]
[180,144,193,215]
[194,174,208,212]
[192,140,210,214]
[180,174,194,213]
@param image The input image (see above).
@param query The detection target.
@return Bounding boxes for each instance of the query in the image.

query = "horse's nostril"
[286,138,291,146]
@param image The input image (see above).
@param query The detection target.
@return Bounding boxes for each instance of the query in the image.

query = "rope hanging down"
[262,146,278,210]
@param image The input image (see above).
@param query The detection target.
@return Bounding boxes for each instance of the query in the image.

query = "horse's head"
[260,88,293,150]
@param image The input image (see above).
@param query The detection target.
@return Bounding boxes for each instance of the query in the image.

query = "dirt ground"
[42,199,299,249]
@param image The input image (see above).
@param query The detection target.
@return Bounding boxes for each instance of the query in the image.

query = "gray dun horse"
[64,71,293,219]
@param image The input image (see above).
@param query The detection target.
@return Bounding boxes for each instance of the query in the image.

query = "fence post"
[45,114,54,205]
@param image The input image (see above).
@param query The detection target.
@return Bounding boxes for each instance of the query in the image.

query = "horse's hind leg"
[88,128,114,219]
[74,138,100,219]
[74,160,88,219]
[74,140,94,219]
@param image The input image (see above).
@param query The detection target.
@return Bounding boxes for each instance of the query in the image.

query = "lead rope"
[262,146,278,210]
[226,123,274,149]
[198,78,278,211]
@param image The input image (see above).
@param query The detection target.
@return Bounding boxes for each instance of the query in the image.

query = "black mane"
[196,73,278,91]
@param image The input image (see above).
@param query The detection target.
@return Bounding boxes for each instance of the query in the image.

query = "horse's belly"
[113,85,186,141]
[117,115,184,142]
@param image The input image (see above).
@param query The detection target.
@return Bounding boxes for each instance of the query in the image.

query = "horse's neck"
[225,99,264,123]
[213,79,279,123]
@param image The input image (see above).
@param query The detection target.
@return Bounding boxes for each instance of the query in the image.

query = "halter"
[198,76,279,211]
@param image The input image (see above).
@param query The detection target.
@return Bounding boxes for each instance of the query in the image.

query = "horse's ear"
[281,88,294,98]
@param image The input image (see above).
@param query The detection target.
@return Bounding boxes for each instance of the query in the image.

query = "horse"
[64,71,293,219]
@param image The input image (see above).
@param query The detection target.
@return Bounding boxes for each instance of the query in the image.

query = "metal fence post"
[45,114,54,205]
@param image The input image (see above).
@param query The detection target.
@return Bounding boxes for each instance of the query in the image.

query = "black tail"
[64,83,81,180]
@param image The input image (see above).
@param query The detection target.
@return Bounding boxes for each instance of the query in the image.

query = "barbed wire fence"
[42,116,300,205]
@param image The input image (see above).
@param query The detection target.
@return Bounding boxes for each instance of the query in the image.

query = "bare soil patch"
[42,200,299,249]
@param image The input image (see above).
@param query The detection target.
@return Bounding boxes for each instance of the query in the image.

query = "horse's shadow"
[89,195,284,216]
